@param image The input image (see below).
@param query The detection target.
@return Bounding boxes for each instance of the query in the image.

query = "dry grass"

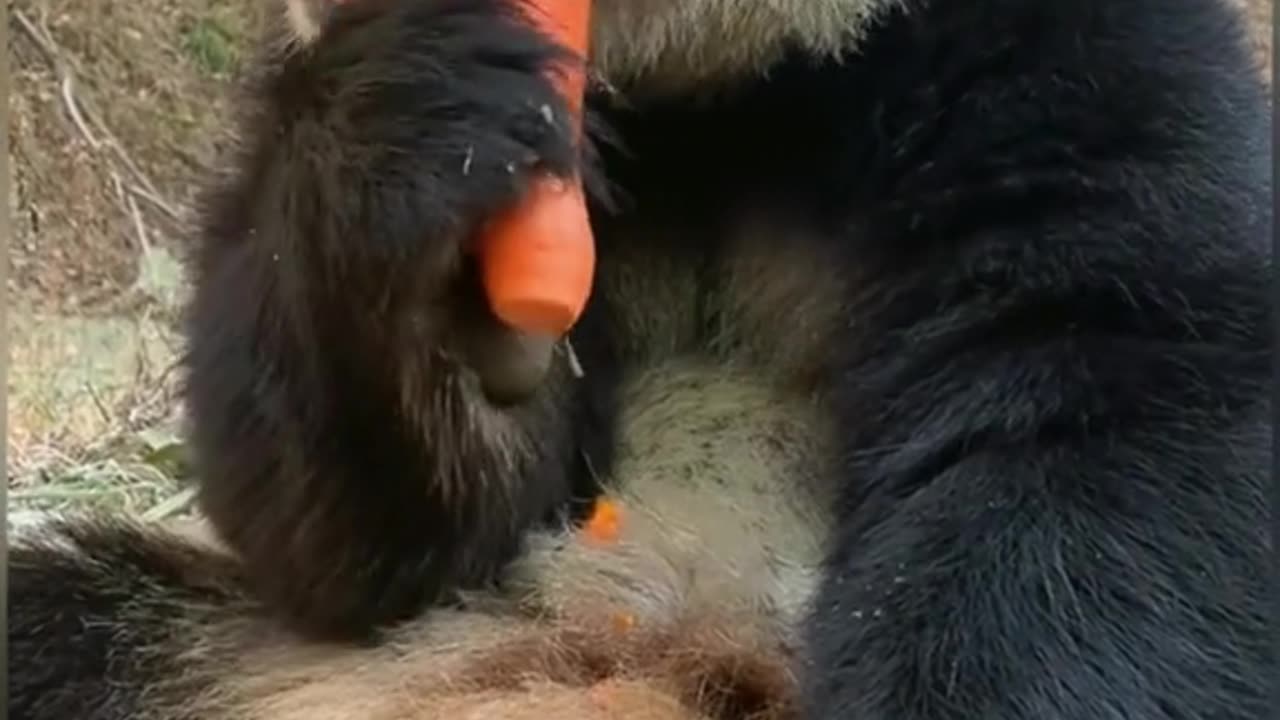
[7,0,267,521]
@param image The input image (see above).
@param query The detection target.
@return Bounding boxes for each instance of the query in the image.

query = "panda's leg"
[793,0,1270,715]
[183,0,617,642]
[8,519,245,720]
[796,78,1272,720]
[805,375,1268,719]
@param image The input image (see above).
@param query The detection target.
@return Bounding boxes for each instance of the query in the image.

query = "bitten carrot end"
[476,0,596,338]
[480,178,595,337]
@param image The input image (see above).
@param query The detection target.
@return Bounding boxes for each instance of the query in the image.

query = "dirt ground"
[5,1,1273,520]
[8,0,267,517]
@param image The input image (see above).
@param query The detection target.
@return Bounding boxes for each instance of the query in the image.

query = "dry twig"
[12,7,189,248]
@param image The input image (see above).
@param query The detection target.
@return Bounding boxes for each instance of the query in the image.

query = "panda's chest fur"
[507,214,850,635]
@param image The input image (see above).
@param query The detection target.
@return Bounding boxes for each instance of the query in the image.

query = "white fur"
[283,0,321,45]
[506,360,836,633]
[278,0,901,96]
[589,0,901,95]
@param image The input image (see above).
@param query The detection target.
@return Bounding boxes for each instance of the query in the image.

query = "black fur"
[8,519,249,720]
[184,0,615,639]
[786,3,1274,719]
[14,0,1271,718]
[590,6,1274,713]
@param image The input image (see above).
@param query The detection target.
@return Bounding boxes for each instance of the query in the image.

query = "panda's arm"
[805,2,1271,718]
[182,0,608,640]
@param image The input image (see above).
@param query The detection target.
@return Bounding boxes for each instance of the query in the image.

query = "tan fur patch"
[282,0,322,45]
[596,212,854,383]
[712,213,853,389]
[1236,0,1273,81]
[276,0,899,97]
[589,0,901,96]
[210,609,798,719]
[507,364,834,630]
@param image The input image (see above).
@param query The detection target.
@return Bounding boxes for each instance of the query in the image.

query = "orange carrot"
[609,611,637,634]
[581,497,623,545]
[478,0,595,337]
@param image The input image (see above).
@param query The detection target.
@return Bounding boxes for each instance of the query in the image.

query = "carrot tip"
[476,0,595,337]
[480,178,595,336]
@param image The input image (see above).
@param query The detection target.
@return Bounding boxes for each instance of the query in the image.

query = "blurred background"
[6,0,1272,524]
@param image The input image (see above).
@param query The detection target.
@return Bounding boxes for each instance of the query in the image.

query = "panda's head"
[281,0,898,96]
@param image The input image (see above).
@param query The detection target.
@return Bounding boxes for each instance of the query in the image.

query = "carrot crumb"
[610,612,637,634]
[582,498,623,544]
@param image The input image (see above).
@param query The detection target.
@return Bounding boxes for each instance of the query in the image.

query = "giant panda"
[9,0,1273,718]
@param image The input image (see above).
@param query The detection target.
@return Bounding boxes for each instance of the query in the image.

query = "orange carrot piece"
[609,611,637,634]
[582,497,622,544]
[479,0,596,337]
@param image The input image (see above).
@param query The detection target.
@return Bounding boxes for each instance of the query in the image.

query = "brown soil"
[10,0,267,314]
